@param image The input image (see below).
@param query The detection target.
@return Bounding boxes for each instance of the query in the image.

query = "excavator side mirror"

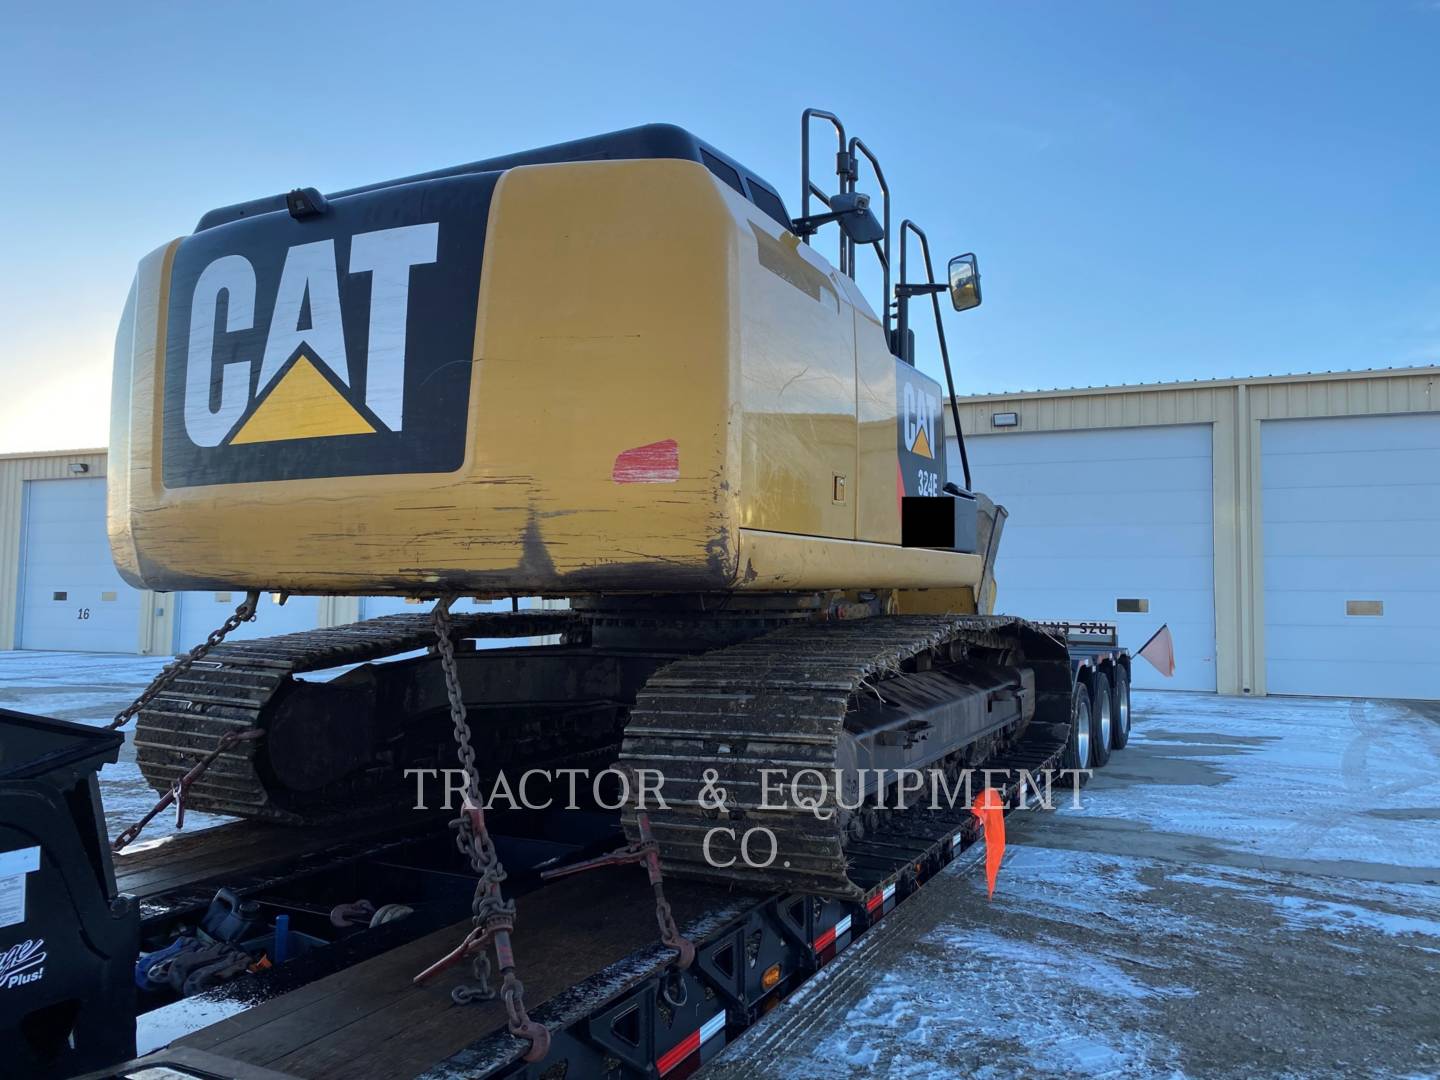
[949,253,982,311]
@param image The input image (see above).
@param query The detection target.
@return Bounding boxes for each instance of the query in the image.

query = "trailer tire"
[1088,669,1112,769]
[1110,666,1131,750]
[1060,681,1092,782]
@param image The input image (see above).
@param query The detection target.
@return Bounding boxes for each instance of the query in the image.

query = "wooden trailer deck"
[115,822,734,1080]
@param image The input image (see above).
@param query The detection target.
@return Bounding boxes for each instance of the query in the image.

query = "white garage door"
[18,477,143,652]
[950,425,1216,691]
[175,591,321,648]
[1262,413,1440,700]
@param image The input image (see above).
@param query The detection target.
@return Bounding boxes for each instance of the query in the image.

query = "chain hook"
[413,595,548,1062]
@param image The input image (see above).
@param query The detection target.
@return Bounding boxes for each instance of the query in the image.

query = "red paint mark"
[971,787,1006,899]
[657,1027,702,1075]
[613,439,679,484]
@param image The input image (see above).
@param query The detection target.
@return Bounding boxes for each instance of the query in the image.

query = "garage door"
[1261,413,1440,699]
[18,477,143,652]
[175,591,321,648]
[951,425,1216,691]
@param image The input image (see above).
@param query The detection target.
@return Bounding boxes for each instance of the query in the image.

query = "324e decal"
[895,358,947,498]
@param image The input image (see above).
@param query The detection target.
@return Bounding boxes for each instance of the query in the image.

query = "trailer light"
[68,462,90,473]
[991,412,1019,428]
[762,963,782,990]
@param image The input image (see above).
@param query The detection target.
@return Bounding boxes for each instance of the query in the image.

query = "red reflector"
[813,927,836,952]
[866,892,884,913]
[657,1028,702,1075]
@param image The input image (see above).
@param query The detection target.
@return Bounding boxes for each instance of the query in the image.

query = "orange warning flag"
[1137,623,1176,678]
[971,787,1006,899]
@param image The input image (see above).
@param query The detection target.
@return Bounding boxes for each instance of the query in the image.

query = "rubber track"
[132,611,578,822]
[619,614,1058,899]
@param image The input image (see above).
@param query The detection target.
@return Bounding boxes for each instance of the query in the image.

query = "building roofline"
[0,448,107,462]
[951,365,1440,403]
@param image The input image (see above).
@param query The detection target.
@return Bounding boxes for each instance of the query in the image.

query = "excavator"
[2,109,1137,1078]
[109,107,1099,873]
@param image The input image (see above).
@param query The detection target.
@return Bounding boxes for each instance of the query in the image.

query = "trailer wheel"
[1060,680,1092,780]
[1110,666,1131,750]
[1088,669,1113,768]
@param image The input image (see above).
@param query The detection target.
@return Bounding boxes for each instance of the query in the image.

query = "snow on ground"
[1074,692,1440,870]
[6,653,1440,1076]
[708,690,1440,1080]
[0,649,233,841]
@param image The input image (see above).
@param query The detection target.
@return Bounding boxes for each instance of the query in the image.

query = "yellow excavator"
[0,107,1149,1079]
[107,109,1106,905]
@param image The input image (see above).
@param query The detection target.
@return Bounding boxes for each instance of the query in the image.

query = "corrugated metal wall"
[0,449,110,650]
[949,367,1440,695]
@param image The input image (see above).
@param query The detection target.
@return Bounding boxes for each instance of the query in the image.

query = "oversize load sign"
[162,173,497,487]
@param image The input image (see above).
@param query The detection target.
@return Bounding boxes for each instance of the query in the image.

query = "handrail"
[800,108,850,275]
[848,137,891,340]
[898,219,971,490]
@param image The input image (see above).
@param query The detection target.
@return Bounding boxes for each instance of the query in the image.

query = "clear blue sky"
[1,1,1436,452]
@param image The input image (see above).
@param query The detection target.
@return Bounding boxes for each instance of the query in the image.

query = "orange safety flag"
[1137,623,1176,678]
[971,787,1006,899]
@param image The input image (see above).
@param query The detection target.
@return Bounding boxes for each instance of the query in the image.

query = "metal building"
[2,366,1436,699]
[947,366,1439,699]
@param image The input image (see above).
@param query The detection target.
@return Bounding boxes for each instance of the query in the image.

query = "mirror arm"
[790,210,845,238]
[894,283,948,298]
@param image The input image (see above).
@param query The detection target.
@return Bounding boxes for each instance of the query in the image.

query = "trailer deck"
[107,708,1072,1080]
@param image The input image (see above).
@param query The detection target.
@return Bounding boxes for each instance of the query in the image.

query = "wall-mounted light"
[68,462,90,474]
[991,412,1019,428]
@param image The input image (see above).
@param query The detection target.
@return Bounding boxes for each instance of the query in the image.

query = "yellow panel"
[849,279,903,544]
[109,157,969,598]
[738,216,857,538]
[892,587,980,615]
[736,528,982,591]
[113,161,738,595]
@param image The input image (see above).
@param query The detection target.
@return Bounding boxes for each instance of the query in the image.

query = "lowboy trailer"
[3,623,1135,1080]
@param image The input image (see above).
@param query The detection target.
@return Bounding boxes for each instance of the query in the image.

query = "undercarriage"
[133,595,1074,897]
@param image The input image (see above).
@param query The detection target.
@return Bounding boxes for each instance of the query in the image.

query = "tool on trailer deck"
[540,810,696,969]
[111,727,264,852]
[108,590,261,731]
[412,597,550,1063]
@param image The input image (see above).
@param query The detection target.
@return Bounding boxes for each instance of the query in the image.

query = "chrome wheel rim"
[1118,690,1130,736]
[1075,703,1091,767]
[1099,694,1112,748]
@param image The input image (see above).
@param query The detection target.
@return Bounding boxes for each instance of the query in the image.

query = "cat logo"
[902,380,940,460]
[162,173,493,488]
[183,223,438,448]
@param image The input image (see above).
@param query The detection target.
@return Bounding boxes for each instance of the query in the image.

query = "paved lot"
[4,653,1438,1076]
[710,691,1440,1079]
